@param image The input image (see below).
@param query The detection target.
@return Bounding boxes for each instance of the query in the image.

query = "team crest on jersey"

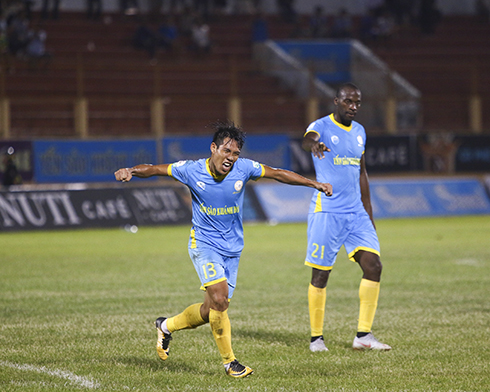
[196,181,206,190]
[175,160,186,167]
[331,135,340,145]
[234,181,243,192]
[357,135,364,146]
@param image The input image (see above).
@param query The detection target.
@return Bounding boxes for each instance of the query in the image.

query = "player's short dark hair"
[336,82,360,98]
[211,120,246,150]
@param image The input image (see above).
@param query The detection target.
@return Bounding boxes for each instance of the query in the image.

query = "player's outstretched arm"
[302,131,330,159]
[114,164,170,182]
[262,165,332,196]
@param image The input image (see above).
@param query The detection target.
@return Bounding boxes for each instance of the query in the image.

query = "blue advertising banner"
[275,41,351,83]
[252,178,490,223]
[163,135,291,169]
[370,178,490,218]
[252,183,314,223]
[33,140,157,183]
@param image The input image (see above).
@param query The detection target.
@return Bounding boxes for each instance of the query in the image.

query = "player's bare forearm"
[263,166,332,196]
[114,164,169,182]
[302,132,330,159]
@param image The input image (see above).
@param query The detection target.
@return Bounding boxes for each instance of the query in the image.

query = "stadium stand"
[370,15,490,133]
[1,12,489,138]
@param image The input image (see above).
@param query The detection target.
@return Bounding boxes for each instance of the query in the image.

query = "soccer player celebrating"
[302,83,391,352]
[114,121,332,378]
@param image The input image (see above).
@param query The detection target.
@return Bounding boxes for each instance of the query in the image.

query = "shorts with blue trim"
[305,210,380,270]
[189,245,240,299]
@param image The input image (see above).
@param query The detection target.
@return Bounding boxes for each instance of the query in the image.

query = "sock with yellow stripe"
[209,308,235,365]
[166,303,206,333]
[308,283,327,338]
[357,278,380,334]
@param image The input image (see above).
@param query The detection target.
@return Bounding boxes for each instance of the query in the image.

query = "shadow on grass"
[233,327,355,350]
[114,356,216,375]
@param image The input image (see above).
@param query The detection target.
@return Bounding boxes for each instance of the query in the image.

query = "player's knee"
[311,268,330,288]
[365,257,382,279]
[208,293,229,312]
[213,298,229,312]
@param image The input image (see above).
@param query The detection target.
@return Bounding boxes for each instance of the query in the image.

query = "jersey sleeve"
[243,158,265,181]
[304,120,322,139]
[167,160,191,184]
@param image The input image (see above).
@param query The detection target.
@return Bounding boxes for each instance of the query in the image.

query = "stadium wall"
[1,176,489,232]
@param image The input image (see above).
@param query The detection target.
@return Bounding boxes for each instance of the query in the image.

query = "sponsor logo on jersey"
[196,181,206,190]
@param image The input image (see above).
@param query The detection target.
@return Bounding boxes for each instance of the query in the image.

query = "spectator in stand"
[190,16,211,55]
[309,5,328,38]
[7,10,30,56]
[251,11,268,43]
[41,0,60,19]
[86,0,103,20]
[132,18,158,61]
[372,6,396,42]
[1,147,22,187]
[331,8,353,38]
[25,26,51,65]
[157,15,178,52]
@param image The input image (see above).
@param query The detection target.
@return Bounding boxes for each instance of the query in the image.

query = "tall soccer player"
[302,83,391,352]
[115,121,332,377]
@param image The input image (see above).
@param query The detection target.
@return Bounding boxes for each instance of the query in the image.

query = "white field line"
[0,360,100,389]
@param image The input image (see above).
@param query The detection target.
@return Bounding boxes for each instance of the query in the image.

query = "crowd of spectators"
[1,0,51,71]
[3,0,487,70]
[131,5,213,63]
[296,0,445,43]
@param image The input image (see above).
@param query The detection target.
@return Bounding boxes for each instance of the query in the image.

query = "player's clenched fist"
[115,168,132,182]
[318,182,333,197]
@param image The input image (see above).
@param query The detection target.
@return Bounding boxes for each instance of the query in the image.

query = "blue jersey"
[306,113,366,214]
[168,157,265,257]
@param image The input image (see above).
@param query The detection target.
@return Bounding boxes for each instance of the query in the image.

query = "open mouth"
[222,161,233,172]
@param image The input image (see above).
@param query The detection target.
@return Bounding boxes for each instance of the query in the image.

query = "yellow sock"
[308,283,327,337]
[358,279,380,333]
[209,308,235,365]
[167,303,206,333]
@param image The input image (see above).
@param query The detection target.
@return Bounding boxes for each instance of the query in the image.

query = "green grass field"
[1,215,489,391]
